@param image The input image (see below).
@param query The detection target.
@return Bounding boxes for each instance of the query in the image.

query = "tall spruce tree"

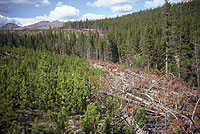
[162,0,172,76]
[169,5,179,77]
[140,25,154,74]
[191,19,200,89]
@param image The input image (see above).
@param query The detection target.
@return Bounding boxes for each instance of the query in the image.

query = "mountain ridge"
[0,23,20,30]
[181,0,192,2]
[0,21,64,30]
[16,21,64,30]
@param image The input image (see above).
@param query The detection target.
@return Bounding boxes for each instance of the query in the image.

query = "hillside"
[16,21,64,30]
[0,1,200,133]
[181,0,193,2]
[0,47,199,133]
[0,0,199,88]
[1,0,199,88]
[64,0,200,88]
[0,23,20,30]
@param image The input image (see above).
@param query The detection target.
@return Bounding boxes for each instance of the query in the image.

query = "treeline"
[0,29,101,59]
[65,0,200,88]
[0,0,199,87]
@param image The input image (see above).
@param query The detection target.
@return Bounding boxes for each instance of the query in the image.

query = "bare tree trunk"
[166,47,169,77]
[194,38,200,89]
[148,62,150,74]
[96,48,99,60]
[175,55,181,78]
[87,48,90,60]
[99,48,102,60]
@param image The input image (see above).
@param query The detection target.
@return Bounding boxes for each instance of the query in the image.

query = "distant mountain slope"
[0,23,20,30]
[181,0,192,2]
[16,21,64,30]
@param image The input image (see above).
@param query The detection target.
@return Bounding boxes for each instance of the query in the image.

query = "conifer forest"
[0,0,200,133]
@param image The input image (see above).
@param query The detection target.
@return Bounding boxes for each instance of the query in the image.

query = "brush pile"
[90,60,200,134]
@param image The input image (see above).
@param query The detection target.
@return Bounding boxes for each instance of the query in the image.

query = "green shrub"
[80,103,100,134]
[125,120,135,134]
[135,107,146,127]
[55,107,68,133]
[102,110,111,134]
[32,117,45,134]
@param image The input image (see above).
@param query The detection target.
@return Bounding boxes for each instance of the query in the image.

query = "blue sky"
[0,0,182,26]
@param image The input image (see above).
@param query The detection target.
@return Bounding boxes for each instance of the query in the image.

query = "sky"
[0,0,183,27]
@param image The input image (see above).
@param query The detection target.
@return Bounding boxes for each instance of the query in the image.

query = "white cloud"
[0,0,36,5]
[170,0,181,3]
[87,0,138,17]
[8,0,51,5]
[145,0,165,8]
[0,0,51,10]
[13,18,38,26]
[56,1,63,7]
[87,0,134,8]
[48,5,80,21]
[82,13,106,20]
[1,12,105,27]
[41,0,50,6]
[111,4,133,13]
[35,4,40,7]
[145,0,181,8]
[0,15,19,26]
[0,4,80,26]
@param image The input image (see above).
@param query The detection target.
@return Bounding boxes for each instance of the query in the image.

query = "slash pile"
[90,60,200,134]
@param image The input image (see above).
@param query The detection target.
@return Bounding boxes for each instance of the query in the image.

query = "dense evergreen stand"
[1,0,199,87]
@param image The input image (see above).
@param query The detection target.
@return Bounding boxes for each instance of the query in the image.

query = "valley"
[0,0,200,133]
